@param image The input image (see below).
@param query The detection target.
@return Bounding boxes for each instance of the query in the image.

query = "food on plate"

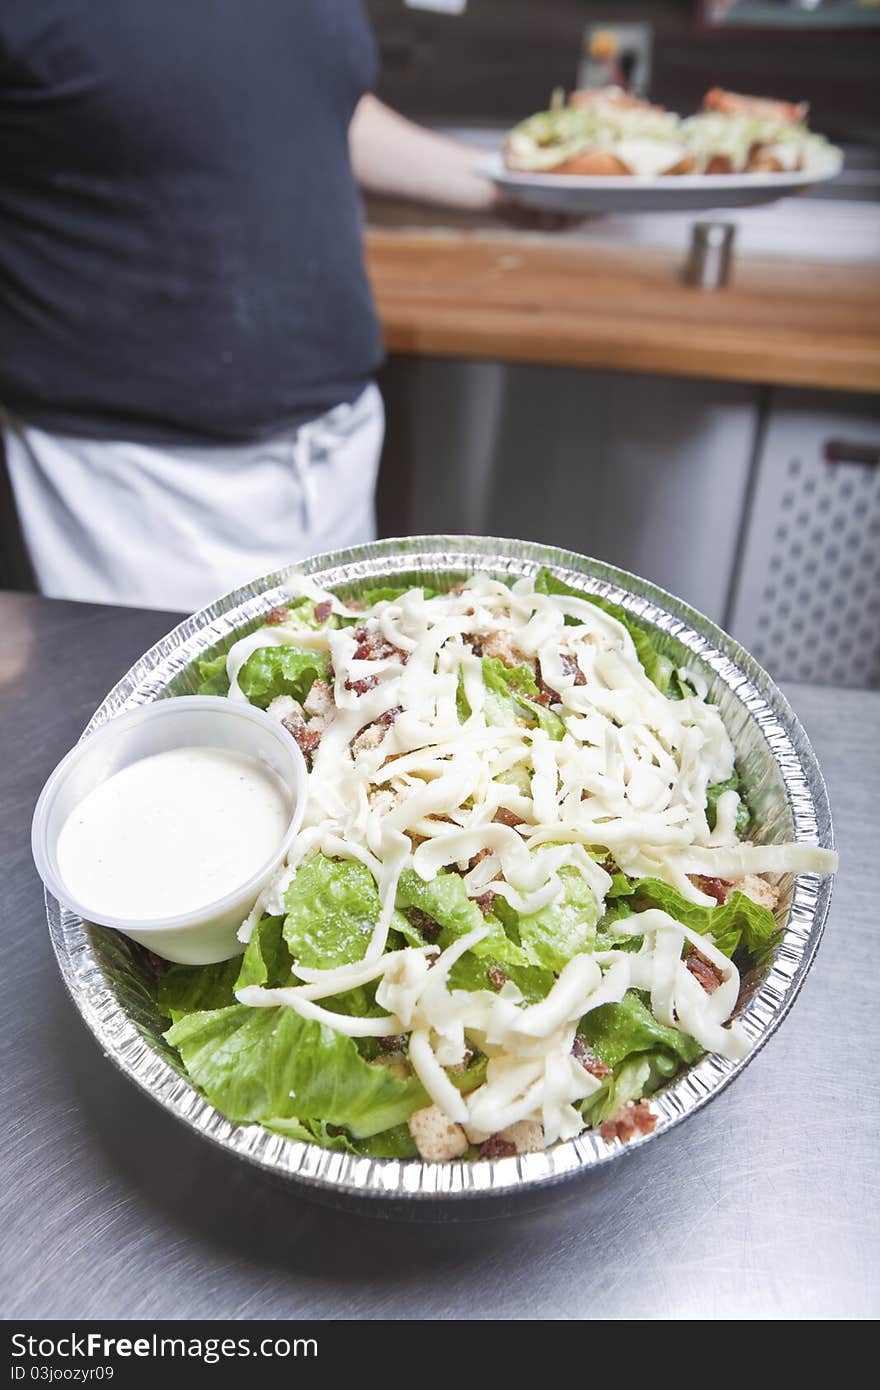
[682,88,833,175]
[505,93,692,178]
[156,572,836,1163]
[503,85,836,178]
[568,87,665,114]
[702,87,807,126]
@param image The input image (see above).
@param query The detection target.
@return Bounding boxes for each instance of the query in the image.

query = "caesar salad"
[155,569,836,1162]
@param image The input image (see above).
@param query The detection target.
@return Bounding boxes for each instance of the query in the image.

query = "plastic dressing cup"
[32,696,308,964]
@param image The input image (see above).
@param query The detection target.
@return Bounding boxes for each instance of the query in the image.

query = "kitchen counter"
[366,228,880,393]
[2,590,877,1321]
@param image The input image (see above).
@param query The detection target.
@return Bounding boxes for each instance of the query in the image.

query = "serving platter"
[478,150,843,213]
[44,536,834,1216]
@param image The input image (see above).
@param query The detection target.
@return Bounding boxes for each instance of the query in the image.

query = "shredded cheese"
[232,573,836,1149]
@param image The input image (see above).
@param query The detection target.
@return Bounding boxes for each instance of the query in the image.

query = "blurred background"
[2,0,879,687]
[366,0,880,690]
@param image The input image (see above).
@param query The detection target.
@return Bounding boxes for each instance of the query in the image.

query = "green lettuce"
[481,657,565,739]
[283,596,337,630]
[534,567,675,696]
[706,771,751,836]
[282,853,381,970]
[158,955,241,1023]
[237,645,329,710]
[624,878,777,959]
[395,868,552,1001]
[395,867,486,944]
[166,1003,425,1138]
[580,1051,682,1127]
[195,652,230,697]
[234,914,291,991]
[515,865,600,973]
[579,989,702,1070]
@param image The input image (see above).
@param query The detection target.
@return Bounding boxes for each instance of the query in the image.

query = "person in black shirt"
[0,2,514,608]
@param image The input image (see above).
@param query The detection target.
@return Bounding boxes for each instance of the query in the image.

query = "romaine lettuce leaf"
[263,1117,358,1152]
[481,657,565,739]
[534,567,674,696]
[580,1050,682,1127]
[237,645,328,710]
[706,771,751,836]
[395,868,553,1001]
[626,877,777,959]
[515,865,600,973]
[165,1003,426,1137]
[234,914,291,991]
[355,1123,419,1159]
[395,867,486,944]
[283,854,377,969]
[579,989,702,1070]
[448,929,553,1003]
[195,652,230,697]
[284,597,336,630]
[158,955,241,1023]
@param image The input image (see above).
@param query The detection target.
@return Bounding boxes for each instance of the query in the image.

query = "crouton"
[303,678,334,720]
[497,1120,544,1155]
[735,874,779,911]
[408,1105,469,1163]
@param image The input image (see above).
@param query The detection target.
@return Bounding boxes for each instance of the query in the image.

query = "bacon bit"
[535,660,562,705]
[463,634,483,656]
[379,1034,408,1054]
[480,1135,518,1160]
[465,607,475,617]
[475,891,496,916]
[344,675,376,696]
[492,807,521,830]
[314,600,333,624]
[264,606,289,625]
[404,907,440,942]
[351,627,404,664]
[487,966,509,990]
[560,652,586,686]
[692,875,732,905]
[686,951,723,995]
[600,1101,656,1144]
[281,712,321,762]
[572,1035,612,1078]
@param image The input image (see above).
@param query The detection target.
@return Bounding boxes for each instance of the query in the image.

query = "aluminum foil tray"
[45,536,834,1215]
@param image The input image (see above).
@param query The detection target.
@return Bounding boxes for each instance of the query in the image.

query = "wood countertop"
[365,229,880,393]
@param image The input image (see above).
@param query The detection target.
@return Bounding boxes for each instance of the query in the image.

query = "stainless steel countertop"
[2,591,877,1320]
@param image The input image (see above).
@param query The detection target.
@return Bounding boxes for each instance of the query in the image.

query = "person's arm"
[349,94,499,212]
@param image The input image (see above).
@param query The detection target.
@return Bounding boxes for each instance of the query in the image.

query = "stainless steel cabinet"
[379,355,758,625]
[727,388,880,689]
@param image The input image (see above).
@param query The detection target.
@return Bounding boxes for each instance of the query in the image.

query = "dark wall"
[366,0,880,140]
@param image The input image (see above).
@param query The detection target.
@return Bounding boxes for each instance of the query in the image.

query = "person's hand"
[487,187,585,232]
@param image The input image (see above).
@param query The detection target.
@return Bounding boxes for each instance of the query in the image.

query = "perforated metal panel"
[729,390,880,689]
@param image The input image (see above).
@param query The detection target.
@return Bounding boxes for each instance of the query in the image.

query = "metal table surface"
[2,591,878,1321]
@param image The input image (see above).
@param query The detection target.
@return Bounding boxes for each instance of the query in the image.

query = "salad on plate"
[157,569,836,1163]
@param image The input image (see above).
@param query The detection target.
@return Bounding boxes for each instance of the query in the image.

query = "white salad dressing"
[56,747,292,921]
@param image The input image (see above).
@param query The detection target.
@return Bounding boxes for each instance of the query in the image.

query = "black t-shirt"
[0,1,383,443]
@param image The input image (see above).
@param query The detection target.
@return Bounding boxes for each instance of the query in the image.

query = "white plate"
[479,150,844,214]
